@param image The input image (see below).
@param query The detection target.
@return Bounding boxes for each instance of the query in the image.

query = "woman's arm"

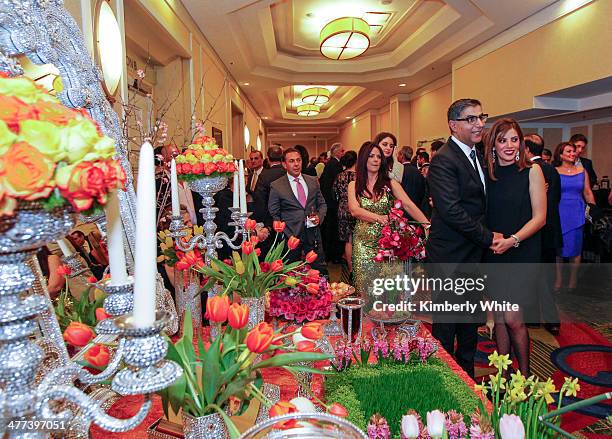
[491,165,547,254]
[46,254,64,299]
[347,181,388,225]
[389,179,429,224]
[583,172,595,204]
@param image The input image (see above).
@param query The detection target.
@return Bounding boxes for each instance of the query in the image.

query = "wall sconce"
[95,1,123,96]
[244,125,250,147]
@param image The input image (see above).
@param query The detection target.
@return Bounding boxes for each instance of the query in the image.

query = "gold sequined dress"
[352,191,410,321]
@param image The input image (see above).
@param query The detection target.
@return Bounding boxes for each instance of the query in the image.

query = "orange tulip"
[287,236,300,250]
[245,322,275,353]
[301,321,324,340]
[205,295,230,323]
[84,344,110,367]
[305,250,318,264]
[269,401,298,429]
[244,219,257,231]
[87,275,98,283]
[296,340,316,352]
[270,259,284,272]
[255,248,261,257]
[328,403,348,418]
[241,240,254,255]
[305,283,319,295]
[227,303,249,330]
[56,265,72,277]
[63,322,95,347]
[273,221,286,233]
[95,308,111,321]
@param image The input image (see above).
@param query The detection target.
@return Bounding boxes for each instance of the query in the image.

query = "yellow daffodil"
[193,225,204,235]
[489,374,506,390]
[474,382,488,396]
[535,378,556,404]
[510,370,526,389]
[507,386,527,403]
[564,377,580,397]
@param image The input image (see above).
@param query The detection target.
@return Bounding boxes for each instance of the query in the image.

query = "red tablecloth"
[91,319,490,438]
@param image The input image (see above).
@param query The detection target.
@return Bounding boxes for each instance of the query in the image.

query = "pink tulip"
[499,414,525,439]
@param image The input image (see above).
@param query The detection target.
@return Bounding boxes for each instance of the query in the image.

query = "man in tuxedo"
[319,142,345,263]
[269,148,328,275]
[525,134,562,335]
[426,98,502,378]
[570,133,597,187]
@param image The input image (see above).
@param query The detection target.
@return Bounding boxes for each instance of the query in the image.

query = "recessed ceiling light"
[345,116,352,119]
[261,116,269,119]
[292,133,296,137]
[398,83,406,87]
[242,82,250,86]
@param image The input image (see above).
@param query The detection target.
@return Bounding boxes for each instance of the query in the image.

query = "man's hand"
[490,232,504,251]
[310,215,320,226]
[256,226,270,241]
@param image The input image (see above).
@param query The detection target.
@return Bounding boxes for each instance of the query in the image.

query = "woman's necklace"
[563,164,574,173]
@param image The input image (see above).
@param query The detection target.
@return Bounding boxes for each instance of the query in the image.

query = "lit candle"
[57,239,73,257]
[105,190,128,285]
[238,159,247,213]
[133,142,156,328]
[170,159,180,217]
[233,160,239,209]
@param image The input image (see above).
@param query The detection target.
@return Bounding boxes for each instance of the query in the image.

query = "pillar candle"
[133,142,156,328]
[233,160,239,209]
[57,239,73,257]
[105,190,128,285]
[238,159,247,213]
[170,159,180,217]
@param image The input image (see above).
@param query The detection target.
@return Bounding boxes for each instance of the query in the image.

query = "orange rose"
[56,161,108,211]
[205,295,230,324]
[203,162,217,175]
[245,322,275,353]
[94,159,126,192]
[216,162,228,173]
[2,142,55,200]
[84,344,110,368]
[63,321,95,347]
[227,303,249,330]
[287,236,300,250]
[301,321,324,340]
[0,95,38,132]
[35,100,79,125]
[269,401,299,429]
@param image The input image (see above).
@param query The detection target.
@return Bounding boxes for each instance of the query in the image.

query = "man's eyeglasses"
[454,114,488,125]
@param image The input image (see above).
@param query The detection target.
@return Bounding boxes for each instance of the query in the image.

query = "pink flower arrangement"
[269,275,332,323]
[375,199,427,262]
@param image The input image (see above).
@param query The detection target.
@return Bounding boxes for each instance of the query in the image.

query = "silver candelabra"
[0,203,181,437]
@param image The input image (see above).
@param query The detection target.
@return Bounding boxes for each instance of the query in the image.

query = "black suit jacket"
[579,157,597,187]
[268,174,327,239]
[319,157,343,208]
[533,158,563,250]
[401,163,426,214]
[426,138,493,263]
[252,164,285,228]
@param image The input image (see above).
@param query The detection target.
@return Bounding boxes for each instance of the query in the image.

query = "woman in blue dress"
[554,142,595,291]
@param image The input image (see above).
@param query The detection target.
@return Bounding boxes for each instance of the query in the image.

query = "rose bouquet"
[374,199,427,262]
[174,135,236,181]
[268,274,332,322]
[197,220,319,298]
[0,74,125,217]
[159,297,331,438]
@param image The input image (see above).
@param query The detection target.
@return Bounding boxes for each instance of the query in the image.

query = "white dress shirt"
[451,135,486,191]
[287,173,308,201]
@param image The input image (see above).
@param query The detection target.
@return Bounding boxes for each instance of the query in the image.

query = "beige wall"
[454,0,612,117]
[332,113,374,151]
[409,82,452,148]
[592,122,612,181]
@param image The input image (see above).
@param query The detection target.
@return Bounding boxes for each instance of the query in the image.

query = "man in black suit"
[426,98,502,378]
[252,145,285,229]
[525,134,562,335]
[569,133,597,187]
[319,142,345,263]
[269,148,328,275]
[401,161,427,217]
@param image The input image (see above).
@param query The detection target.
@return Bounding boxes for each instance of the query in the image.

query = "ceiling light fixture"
[297,104,320,117]
[242,82,250,86]
[398,83,406,87]
[301,87,330,105]
[320,17,370,60]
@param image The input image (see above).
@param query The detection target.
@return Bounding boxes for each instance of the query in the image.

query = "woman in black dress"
[483,118,546,375]
[333,150,358,272]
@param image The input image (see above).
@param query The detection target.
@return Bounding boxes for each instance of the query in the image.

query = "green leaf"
[201,333,222,405]
[284,365,336,375]
[216,376,256,407]
[252,352,331,370]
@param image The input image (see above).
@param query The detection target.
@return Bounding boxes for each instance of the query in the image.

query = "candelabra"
[0,203,181,437]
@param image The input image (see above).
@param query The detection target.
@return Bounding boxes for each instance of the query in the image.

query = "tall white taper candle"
[238,159,247,213]
[170,159,180,217]
[105,190,128,285]
[233,160,239,209]
[133,142,156,327]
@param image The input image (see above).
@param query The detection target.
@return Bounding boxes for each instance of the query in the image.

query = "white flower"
[499,414,525,439]
[289,397,316,413]
[426,410,445,438]
[292,332,309,345]
[401,414,420,438]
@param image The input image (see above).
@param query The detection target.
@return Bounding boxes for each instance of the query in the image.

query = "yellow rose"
[212,153,224,162]
[17,120,65,161]
[0,76,53,104]
[60,118,100,163]
[201,154,212,163]
[0,119,16,155]
[175,155,185,164]
[185,153,198,165]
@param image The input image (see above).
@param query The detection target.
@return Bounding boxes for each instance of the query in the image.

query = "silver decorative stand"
[0,204,181,436]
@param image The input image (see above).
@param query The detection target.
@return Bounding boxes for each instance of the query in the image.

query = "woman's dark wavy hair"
[355,141,391,199]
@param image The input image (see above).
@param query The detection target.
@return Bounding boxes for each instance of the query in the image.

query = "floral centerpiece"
[158,225,205,270]
[0,73,125,217]
[268,271,332,322]
[375,199,427,262]
[159,297,331,438]
[174,135,236,181]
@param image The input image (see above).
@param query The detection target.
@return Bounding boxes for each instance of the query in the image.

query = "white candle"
[105,190,128,285]
[57,239,73,257]
[233,161,239,209]
[238,159,247,213]
[170,159,180,217]
[133,142,157,328]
